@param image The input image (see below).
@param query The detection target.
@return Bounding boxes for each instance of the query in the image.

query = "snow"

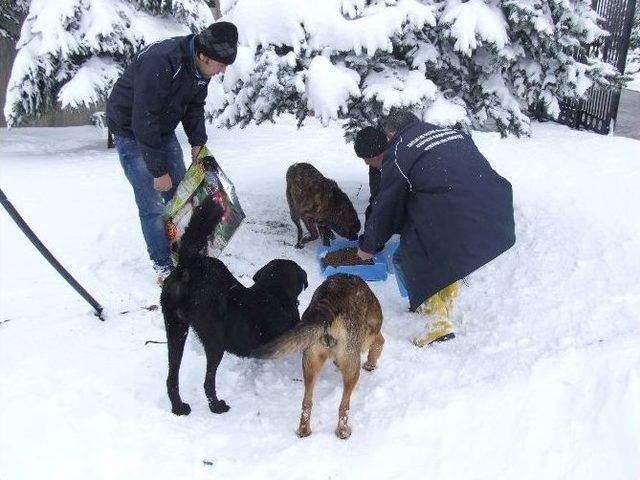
[305,56,361,124]
[423,96,469,126]
[628,71,640,92]
[1,119,639,479]
[563,62,593,96]
[572,2,608,45]
[363,68,438,113]
[127,8,192,44]
[80,0,131,53]
[411,43,440,69]
[441,0,509,56]
[482,73,533,130]
[216,0,444,128]
[4,0,209,126]
[223,0,435,56]
[24,0,83,57]
[221,46,256,90]
[58,57,123,109]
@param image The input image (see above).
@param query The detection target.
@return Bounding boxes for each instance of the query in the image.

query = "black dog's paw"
[209,399,230,414]
[171,402,191,416]
[294,242,304,249]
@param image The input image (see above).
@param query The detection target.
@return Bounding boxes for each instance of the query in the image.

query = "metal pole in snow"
[0,187,104,320]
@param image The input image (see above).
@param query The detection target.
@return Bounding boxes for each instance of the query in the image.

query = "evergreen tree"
[0,0,29,40]
[4,0,213,126]
[213,0,620,137]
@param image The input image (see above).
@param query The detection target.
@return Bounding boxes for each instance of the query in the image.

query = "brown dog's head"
[252,259,308,301]
[328,188,361,240]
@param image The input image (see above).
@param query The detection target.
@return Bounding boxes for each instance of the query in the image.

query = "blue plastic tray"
[384,241,409,298]
[317,239,388,281]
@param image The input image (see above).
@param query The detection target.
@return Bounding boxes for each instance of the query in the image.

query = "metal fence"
[557,0,637,134]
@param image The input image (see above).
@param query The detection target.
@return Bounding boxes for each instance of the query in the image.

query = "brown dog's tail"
[252,308,336,359]
[177,198,224,267]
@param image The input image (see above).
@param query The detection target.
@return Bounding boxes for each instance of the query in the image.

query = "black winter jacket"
[106,35,209,177]
[360,121,516,310]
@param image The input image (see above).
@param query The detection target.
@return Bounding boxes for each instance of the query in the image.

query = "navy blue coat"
[106,35,209,177]
[359,121,515,311]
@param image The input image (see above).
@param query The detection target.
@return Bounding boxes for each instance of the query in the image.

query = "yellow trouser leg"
[412,282,458,347]
[438,281,459,311]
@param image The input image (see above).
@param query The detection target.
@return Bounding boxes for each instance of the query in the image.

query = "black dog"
[160,199,308,416]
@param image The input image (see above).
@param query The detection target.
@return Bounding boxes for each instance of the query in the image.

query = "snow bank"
[1,120,639,479]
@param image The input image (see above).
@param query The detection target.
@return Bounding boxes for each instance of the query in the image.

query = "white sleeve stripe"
[392,131,464,193]
[393,135,413,192]
[137,40,161,60]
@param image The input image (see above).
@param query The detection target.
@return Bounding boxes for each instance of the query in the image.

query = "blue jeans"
[114,133,186,268]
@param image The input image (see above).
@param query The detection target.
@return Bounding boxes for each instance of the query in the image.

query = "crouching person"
[353,110,516,346]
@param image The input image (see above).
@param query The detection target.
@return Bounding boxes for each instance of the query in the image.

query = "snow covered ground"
[1,119,639,479]
[627,71,640,92]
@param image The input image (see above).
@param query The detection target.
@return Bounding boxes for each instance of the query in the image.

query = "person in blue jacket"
[106,22,238,279]
[354,111,515,347]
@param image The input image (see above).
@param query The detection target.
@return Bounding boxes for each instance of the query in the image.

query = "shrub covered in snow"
[213,0,621,137]
[0,0,29,40]
[4,0,623,136]
[3,0,213,126]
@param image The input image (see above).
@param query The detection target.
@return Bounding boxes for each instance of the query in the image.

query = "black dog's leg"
[319,226,334,246]
[165,310,191,416]
[287,189,305,248]
[203,344,230,414]
[300,217,320,246]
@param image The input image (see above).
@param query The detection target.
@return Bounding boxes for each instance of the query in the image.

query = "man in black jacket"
[354,111,515,346]
[107,22,238,277]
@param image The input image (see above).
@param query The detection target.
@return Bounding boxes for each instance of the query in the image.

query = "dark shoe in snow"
[412,331,456,348]
[429,332,456,344]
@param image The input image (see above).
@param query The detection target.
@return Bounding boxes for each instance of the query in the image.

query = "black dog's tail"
[177,198,224,267]
[252,308,337,359]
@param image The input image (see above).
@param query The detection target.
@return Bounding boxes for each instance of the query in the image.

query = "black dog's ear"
[298,267,308,290]
[252,264,267,283]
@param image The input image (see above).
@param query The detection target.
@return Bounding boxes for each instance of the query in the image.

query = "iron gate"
[557,0,637,134]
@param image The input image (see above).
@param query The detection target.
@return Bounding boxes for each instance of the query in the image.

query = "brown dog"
[253,273,384,439]
[286,162,361,248]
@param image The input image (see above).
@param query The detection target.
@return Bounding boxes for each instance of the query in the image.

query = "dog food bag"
[164,146,245,263]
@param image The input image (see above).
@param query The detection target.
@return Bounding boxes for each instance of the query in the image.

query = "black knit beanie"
[195,22,238,65]
[354,126,388,158]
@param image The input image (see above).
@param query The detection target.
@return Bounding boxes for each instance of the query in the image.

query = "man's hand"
[191,145,203,161]
[357,249,374,261]
[153,174,173,192]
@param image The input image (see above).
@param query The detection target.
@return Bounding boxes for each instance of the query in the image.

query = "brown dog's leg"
[335,353,361,439]
[300,217,320,246]
[363,332,385,371]
[287,189,305,248]
[318,226,334,246]
[297,348,327,437]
